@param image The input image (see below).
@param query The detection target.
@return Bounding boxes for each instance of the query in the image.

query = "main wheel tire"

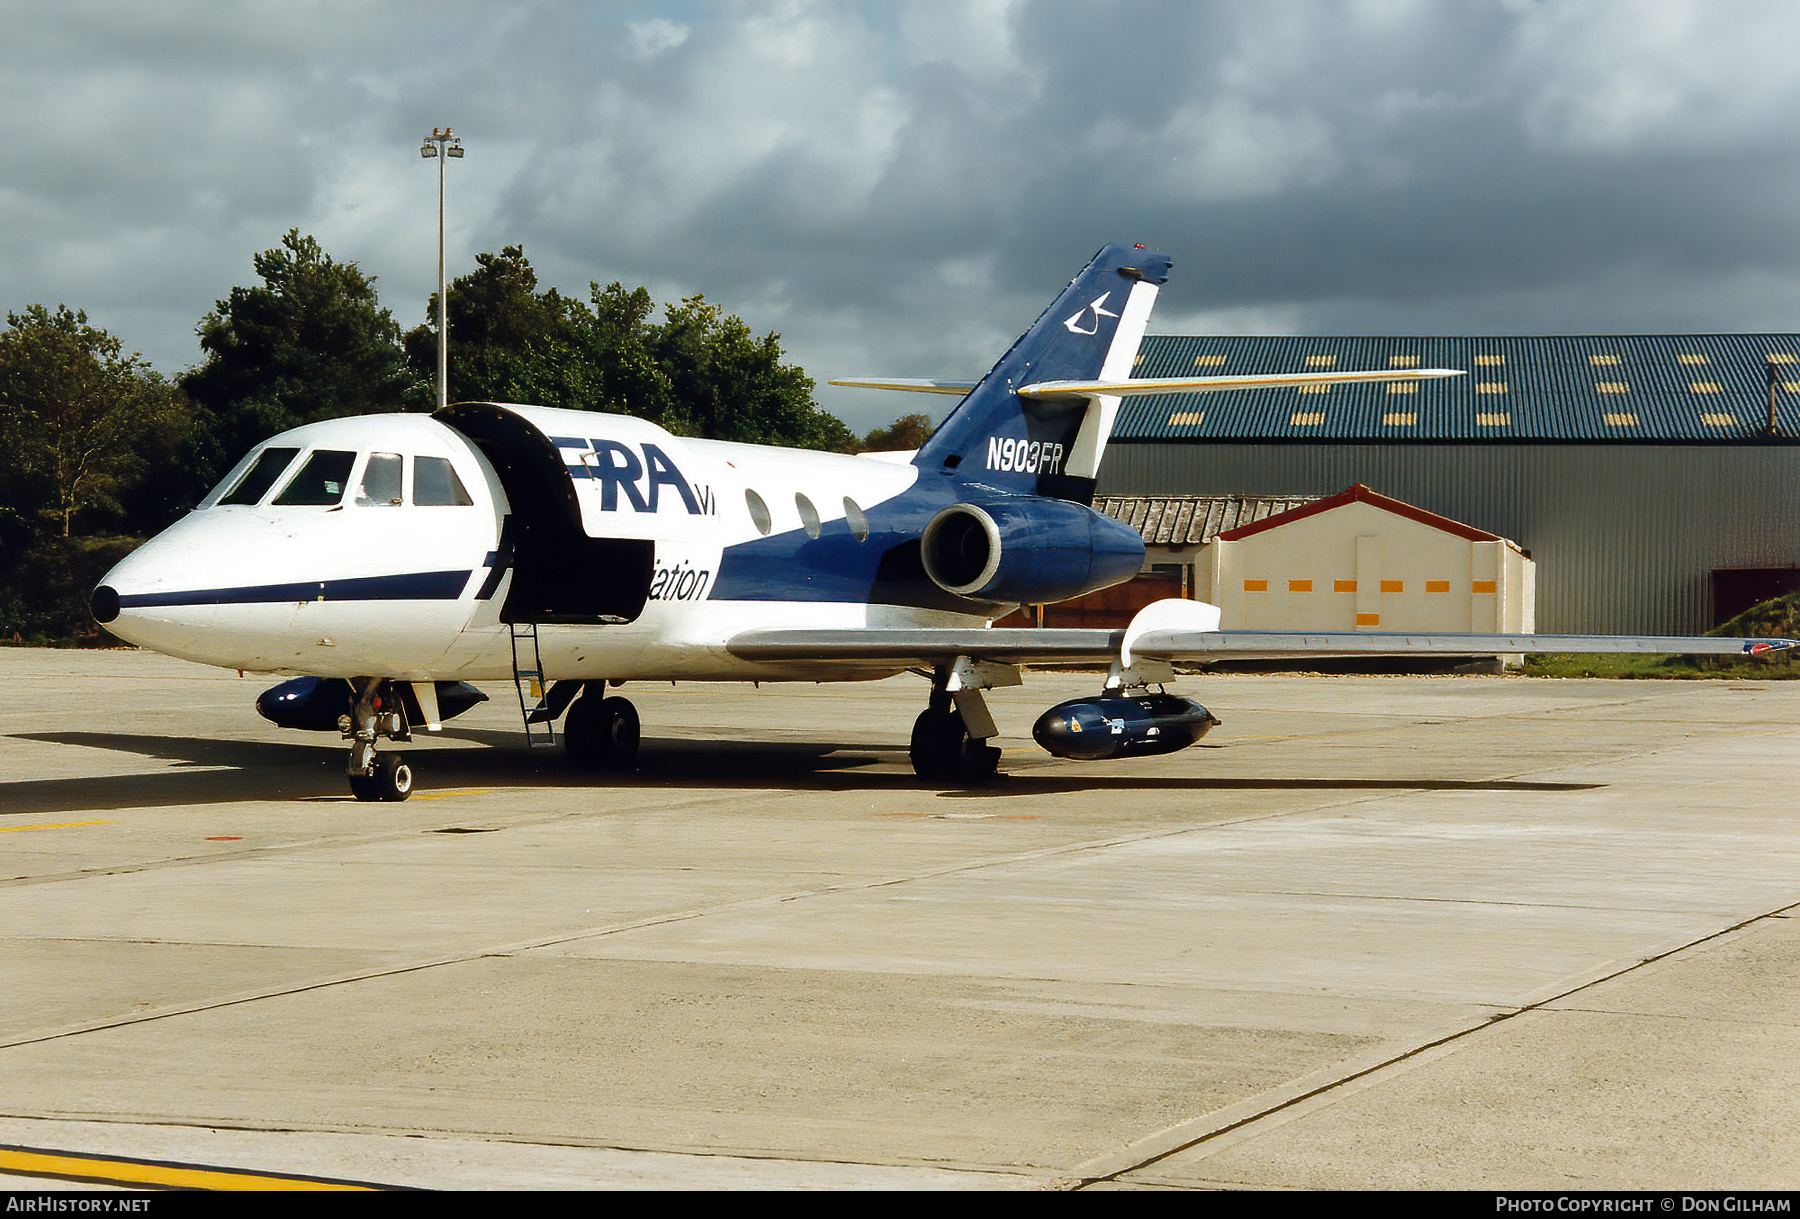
[564,692,604,766]
[595,697,640,767]
[910,708,999,783]
[565,693,640,768]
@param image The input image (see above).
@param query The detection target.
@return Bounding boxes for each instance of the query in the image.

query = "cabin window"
[795,492,821,539]
[843,497,869,542]
[272,450,356,506]
[218,447,300,506]
[745,488,772,535]
[356,453,404,506]
[414,456,473,506]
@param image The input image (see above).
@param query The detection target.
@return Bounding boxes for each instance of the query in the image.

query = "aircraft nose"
[91,584,120,625]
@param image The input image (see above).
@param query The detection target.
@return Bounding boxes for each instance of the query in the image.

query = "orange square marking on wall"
[1690,382,1721,394]
[1387,382,1417,394]
[1474,354,1504,366]
[1333,579,1357,593]
[1768,352,1796,364]
[1590,354,1621,365]
[1194,353,1226,367]
[1355,613,1381,626]
[1476,381,1508,394]
[1595,382,1629,394]
[1383,412,1416,425]
[1305,354,1337,367]
[1380,580,1404,593]
[1426,580,1450,593]
[1678,353,1708,365]
[1472,580,1497,594]
[1244,579,1268,592]
[1389,355,1419,367]
[1288,579,1313,592]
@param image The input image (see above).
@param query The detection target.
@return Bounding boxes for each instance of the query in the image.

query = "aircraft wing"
[726,627,1799,670]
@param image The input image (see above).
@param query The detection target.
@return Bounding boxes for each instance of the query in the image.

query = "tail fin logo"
[1062,292,1119,335]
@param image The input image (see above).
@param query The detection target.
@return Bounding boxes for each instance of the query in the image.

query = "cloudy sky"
[8,0,1800,429]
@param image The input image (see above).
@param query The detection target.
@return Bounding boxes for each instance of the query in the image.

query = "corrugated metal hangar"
[1095,334,1800,634]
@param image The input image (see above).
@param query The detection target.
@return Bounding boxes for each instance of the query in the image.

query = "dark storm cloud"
[5,1,1800,429]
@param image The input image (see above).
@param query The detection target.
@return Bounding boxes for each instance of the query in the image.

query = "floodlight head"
[447,142,464,158]
[420,142,437,158]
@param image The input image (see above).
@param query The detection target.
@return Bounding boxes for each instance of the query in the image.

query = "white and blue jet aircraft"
[92,243,1798,800]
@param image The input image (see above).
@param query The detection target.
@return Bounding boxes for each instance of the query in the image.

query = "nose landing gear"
[342,677,414,801]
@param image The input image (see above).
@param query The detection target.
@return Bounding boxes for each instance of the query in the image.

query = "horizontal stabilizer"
[1017,368,1463,399]
[828,378,980,396]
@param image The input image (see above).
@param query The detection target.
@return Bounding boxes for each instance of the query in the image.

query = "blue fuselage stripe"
[117,570,473,609]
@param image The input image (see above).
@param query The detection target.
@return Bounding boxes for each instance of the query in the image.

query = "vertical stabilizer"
[913,243,1171,503]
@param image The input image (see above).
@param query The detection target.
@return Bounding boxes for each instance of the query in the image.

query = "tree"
[403,245,603,411]
[407,246,854,450]
[182,230,411,480]
[853,412,936,453]
[0,305,191,540]
[580,280,678,423]
[649,293,851,450]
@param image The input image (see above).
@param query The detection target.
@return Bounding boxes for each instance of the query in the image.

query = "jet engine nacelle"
[919,497,1146,605]
[1032,692,1220,761]
[256,677,489,731]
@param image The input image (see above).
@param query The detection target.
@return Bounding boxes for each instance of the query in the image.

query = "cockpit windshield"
[272,450,357,506]
[356,453,404,506]
[217,447,300,506]
[207,446,475,510]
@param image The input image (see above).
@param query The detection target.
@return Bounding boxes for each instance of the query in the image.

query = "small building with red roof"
[1180,484,1534,633]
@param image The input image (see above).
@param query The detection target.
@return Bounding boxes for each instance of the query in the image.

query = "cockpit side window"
[272,450,357,506]
[218,447,300,506]
[413,456,473,506]
[356,453,404,506]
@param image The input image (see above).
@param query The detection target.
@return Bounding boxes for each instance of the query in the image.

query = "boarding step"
[509,623,558,748]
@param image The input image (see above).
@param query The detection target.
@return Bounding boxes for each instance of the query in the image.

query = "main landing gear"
[910,693,1000,782]
[909,658,1016,784]
[562,683,640,769]
[342,677,414,802]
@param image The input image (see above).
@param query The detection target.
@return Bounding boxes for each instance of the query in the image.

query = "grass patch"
[1523,590,1800,679]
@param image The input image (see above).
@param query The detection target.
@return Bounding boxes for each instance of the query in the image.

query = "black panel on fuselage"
[436,403,653,624]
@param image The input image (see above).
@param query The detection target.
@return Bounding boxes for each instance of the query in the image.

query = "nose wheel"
[343,677,414,801]
[348,752,414,802]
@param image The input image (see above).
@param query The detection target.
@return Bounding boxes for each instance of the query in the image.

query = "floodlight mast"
[419,127,464,411]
